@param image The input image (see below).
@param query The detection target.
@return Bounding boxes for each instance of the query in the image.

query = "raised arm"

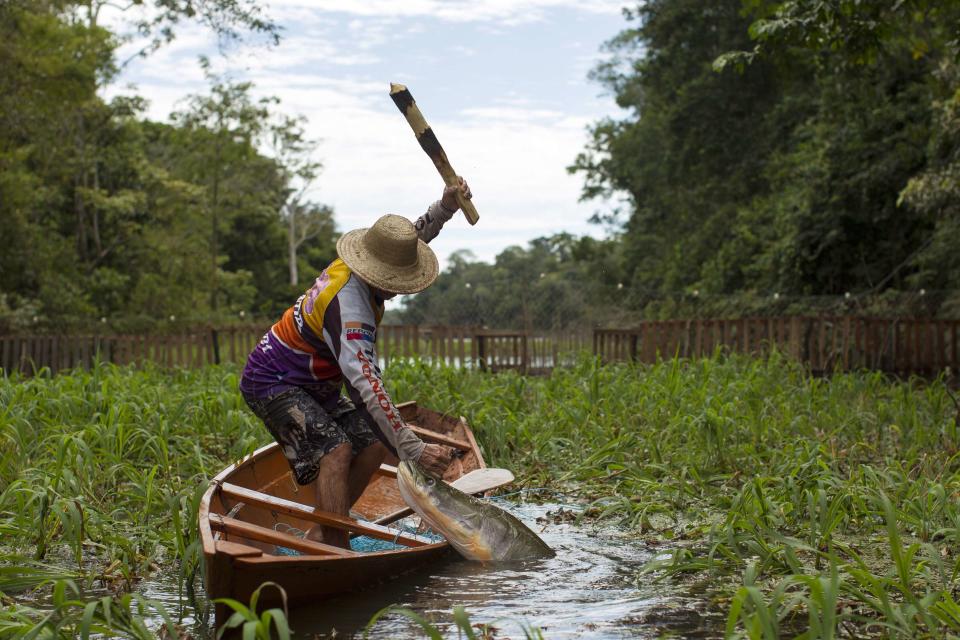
[413,177,472,243]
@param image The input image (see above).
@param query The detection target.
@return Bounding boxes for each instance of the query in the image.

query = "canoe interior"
[207,402,484,543]
[201,401,488,614]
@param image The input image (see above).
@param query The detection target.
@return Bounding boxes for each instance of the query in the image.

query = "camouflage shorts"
[242,388,379,485]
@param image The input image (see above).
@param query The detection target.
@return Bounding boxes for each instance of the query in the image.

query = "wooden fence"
[0,325,593,376]
[2,317,957,378]
[594,316,960,376]
[0,326,268,376]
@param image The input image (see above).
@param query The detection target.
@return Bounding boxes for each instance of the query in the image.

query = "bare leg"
[348,441,388,506]
[306,443,351,548]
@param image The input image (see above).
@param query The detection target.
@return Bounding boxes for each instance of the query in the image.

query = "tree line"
[0,0,335,334]
[2,1,958,335]
[400,0,960,327]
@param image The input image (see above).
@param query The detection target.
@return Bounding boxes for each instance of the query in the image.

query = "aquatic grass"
[0,361,265,631]
[2,352,959,637]
[0,578,179,639]
[364,603,544,639]
[0,562,82,594]
[214,581,290,640]
[387,352,960,638]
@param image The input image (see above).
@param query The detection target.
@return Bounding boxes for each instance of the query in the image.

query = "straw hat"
[336,214,439,294]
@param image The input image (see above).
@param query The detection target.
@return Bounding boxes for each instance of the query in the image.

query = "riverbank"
[1,355,957,637]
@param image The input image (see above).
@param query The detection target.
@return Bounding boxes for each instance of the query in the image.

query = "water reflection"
[292,502,662,638]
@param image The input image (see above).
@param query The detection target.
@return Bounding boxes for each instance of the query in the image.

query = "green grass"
[389,352,960,639]
[1,352,958,638]
[0,361,263,637]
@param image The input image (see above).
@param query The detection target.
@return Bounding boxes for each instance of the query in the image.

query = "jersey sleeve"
[413,200,456,244]
[321,278,425,461]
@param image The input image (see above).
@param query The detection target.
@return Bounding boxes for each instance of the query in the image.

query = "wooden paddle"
[373,467,515,525]
[449,467,514,494]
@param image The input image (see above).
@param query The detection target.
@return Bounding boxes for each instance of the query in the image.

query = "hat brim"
[337,228,439,295]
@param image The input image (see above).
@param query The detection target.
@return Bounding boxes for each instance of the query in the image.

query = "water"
[145,502,720,638]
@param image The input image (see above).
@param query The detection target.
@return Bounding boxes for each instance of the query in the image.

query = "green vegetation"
[0,1,334,334]
[364,604,543,640]
[215,582,291,640]
[2,356,959,637]
[4,1,959,334]
[0,579,180,639]
[399,0,960,326]
[572,0,960,309]
[0,362,260,636]
[398,355,960,638]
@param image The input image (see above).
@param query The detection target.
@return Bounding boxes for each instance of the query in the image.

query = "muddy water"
[145,501,718,638]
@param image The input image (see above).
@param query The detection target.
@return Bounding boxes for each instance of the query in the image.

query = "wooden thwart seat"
[217,482,435,547]
[209,514,356,557]
[406,425,471,451]
[377,463,398,478]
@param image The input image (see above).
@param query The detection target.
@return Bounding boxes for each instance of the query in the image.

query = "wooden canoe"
[199,401,487,620]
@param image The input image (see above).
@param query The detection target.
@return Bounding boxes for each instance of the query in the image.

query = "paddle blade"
[449,468,514,494]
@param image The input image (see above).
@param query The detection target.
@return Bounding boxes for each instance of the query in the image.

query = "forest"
[403,0,960,329]
[1,0,958,335]
[0,0,334,334]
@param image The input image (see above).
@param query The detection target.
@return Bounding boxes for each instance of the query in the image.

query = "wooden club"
[389,83,479,225]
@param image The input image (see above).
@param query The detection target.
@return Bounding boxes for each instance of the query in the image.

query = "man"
[239,178,472,548]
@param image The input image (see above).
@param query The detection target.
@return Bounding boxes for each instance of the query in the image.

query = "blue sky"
[104,0,630,269]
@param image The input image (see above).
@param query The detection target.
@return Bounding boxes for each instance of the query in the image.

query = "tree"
[571,0,960,316]
[396,235,627,330]
[0,0,321,330]
[0,0,119,325]
[571,0,796,299]
[268,115,328,286]
[76,0,279,62]
[718,0,960,303]
[172,60,278,310]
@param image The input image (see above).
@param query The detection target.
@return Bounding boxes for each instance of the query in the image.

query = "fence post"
[953,321,958,373]
[476,332,488,371]
[935,320,946,374]
[521,333,529,374]
[211,328,221,365]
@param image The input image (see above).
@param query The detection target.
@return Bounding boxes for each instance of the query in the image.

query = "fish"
[396,460,555,562]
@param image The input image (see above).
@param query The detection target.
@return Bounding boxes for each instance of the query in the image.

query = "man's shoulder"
[322,258,352,287]
[333,271,376,318]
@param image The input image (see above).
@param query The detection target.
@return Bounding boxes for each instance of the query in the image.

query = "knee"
[323,442,352,469]
[364,441,387,456]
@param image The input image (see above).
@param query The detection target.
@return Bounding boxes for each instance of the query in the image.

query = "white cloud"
[269,0,625,25]
[100,0,619,268]
[460,106,565,122]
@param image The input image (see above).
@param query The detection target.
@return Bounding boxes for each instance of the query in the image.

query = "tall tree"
[268,115,327,287]
[76,0,279,61]
[172,61,277,311]
[718,0,960,301]
[573,0,960,314]
[572,0,798,300]
[0,1,307,329]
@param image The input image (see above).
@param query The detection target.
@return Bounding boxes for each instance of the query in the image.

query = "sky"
[102,0,629,270]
